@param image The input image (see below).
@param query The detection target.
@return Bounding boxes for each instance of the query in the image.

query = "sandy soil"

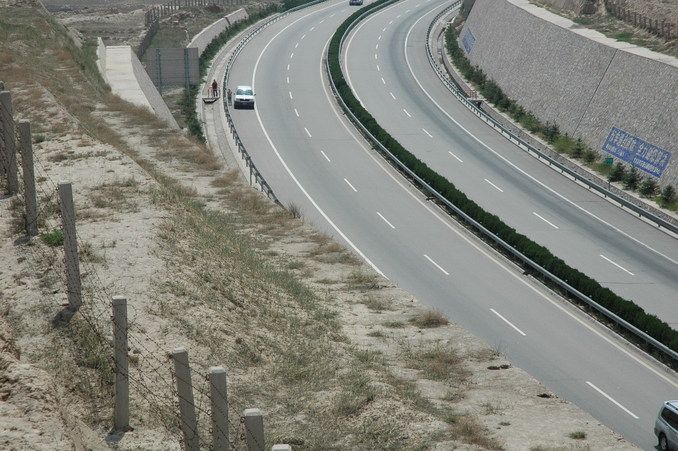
[0,0,664,449]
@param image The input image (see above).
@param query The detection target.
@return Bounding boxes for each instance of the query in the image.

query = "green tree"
[622,167,641,190]
[639,178,659,197]
[572,138,585,159]
[660,185,676,204]
[608,162,626,182]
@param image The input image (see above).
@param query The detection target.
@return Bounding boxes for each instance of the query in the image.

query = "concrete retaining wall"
[130,48,180,129]
[460,0,678,186]
[187,8,248,56]
[96,37,107,79]
[98,45,179,130]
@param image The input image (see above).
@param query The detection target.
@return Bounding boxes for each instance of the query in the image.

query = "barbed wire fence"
[0,83,291,450]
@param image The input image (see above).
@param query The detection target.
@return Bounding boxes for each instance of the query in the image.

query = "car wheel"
[659,433,669,451]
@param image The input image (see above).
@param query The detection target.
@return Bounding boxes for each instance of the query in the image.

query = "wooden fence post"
[208,366,228,450]
[243,408,265,451]
[113,296,130,431]
[58,181,82,312]
[18,120,38,236]
[172,347,200,451]
[0,90,19,194]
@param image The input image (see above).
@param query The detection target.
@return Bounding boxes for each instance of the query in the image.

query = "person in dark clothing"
[211,79,218,97]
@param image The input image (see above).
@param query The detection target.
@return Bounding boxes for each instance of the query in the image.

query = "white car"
[233,85,255,109]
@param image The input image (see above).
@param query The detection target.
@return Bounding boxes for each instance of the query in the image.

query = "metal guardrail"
[221,0,328,206]
[327,0,678,362]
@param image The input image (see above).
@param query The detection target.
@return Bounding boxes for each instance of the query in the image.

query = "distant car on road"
[349,0,363,5]
[656,400,678,451]
[233,85,255,109]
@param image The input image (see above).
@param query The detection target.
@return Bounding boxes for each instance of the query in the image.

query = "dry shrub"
[211,170,240,187]
[410,309,449,328]
[410,346,464,381]
[453,415,503,449]
[362,293,394,311]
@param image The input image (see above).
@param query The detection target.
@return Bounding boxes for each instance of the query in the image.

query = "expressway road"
[342,0,678,327]
[217,0,678,448]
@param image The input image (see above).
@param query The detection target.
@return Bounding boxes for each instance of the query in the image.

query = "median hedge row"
[327,2,678,358]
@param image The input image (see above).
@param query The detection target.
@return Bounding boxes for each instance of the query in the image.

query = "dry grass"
[410,309,450,328]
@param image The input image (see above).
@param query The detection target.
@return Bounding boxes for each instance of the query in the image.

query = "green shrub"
[40,228,64,246]
[639,178,659,197]
[608,162,626,182]
[622,167,641,190]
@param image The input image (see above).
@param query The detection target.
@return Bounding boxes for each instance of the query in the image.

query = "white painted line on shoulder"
[533,212,559,229]
[600,255,635,276]
[586,381,639,419]
[377,212,395,229]
[422,128,432,138]
[424,254,449,275]
[490,309,526,336]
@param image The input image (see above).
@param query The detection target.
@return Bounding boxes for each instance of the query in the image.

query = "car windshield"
[236,88,253,95]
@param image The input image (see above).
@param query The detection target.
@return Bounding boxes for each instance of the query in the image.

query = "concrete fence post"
[208,366,228,451]
[242,408,265,451]
[18,120,38,236]
[0,90,19,194]
[58,181,82,312]
[171,347,200,451]
[112,296,130,431]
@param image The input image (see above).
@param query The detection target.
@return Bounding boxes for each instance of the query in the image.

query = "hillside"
[0,1,642,449]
